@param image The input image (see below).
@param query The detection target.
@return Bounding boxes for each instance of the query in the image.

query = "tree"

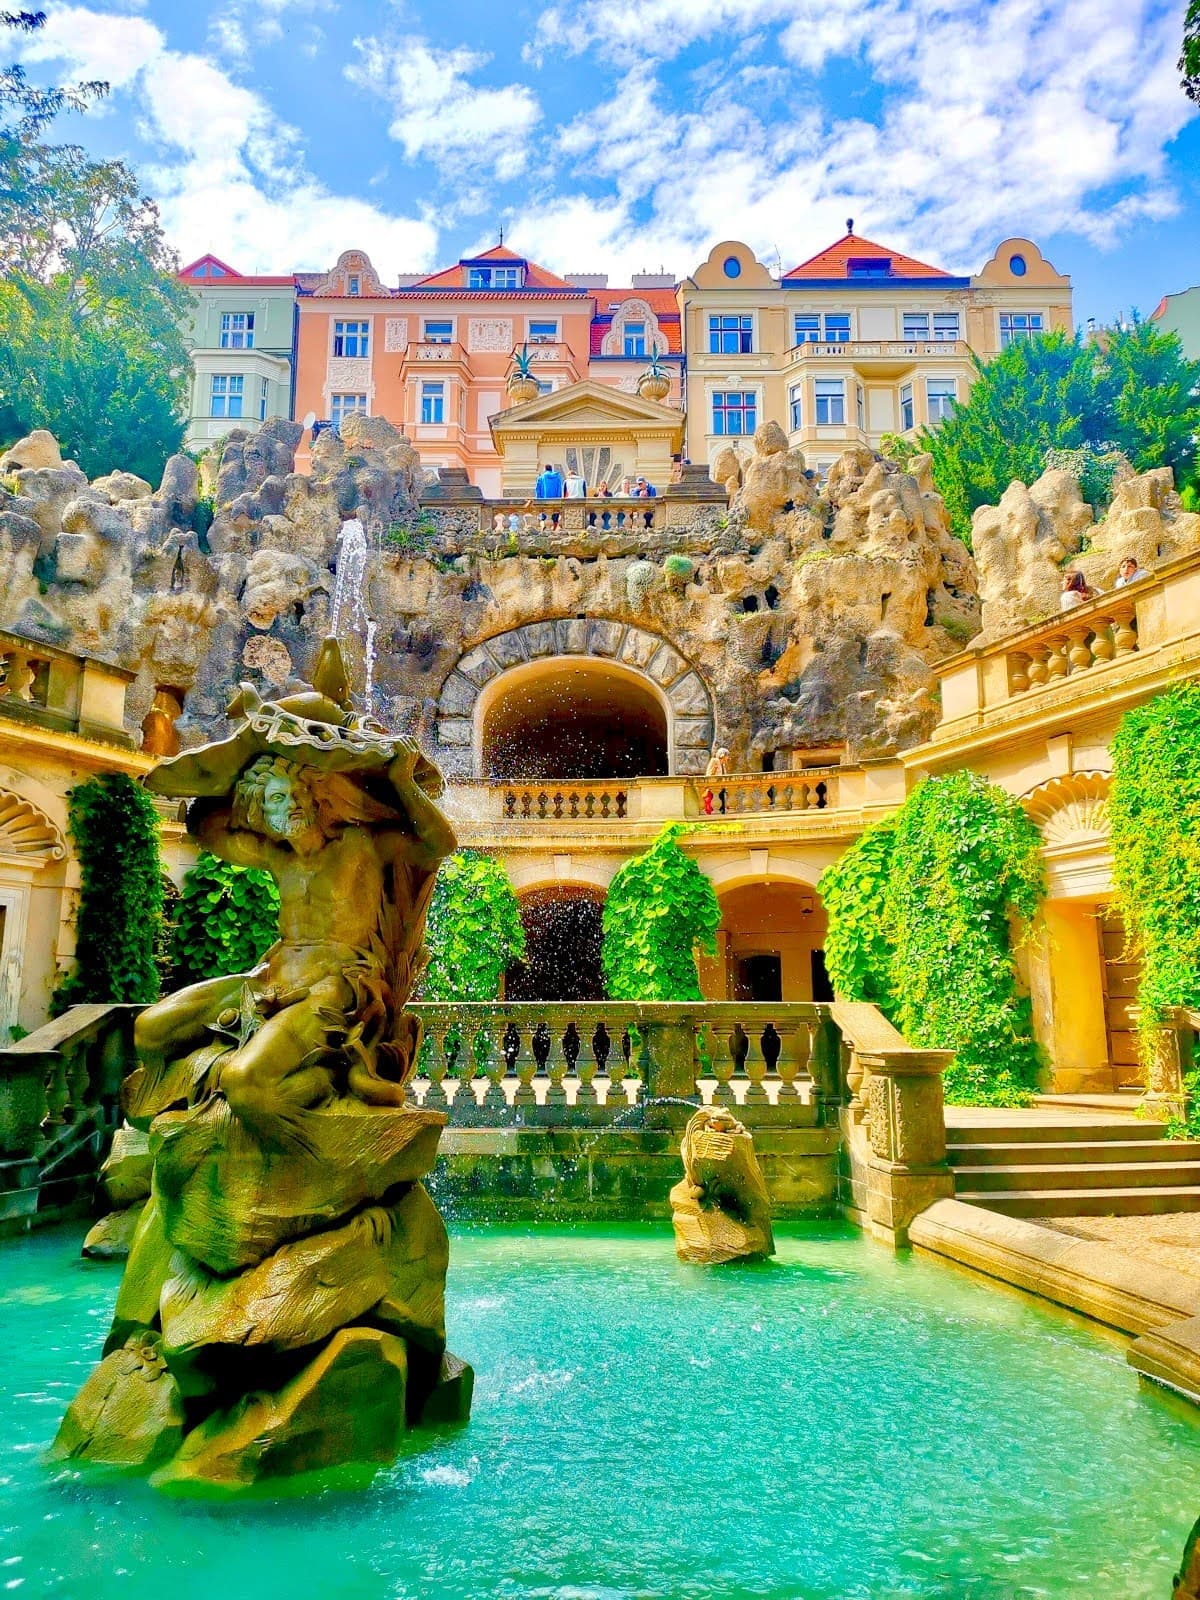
[0,14,190,481]
[601,824,720,1001]
[419,851,525,1001]
[924,324,1200,542]
[169,851,280,989]
[1184,0,1199,101]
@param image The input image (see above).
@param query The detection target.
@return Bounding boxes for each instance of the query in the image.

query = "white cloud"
[208,0,336,61]
[347,35,541,182]
[16,5,164,88]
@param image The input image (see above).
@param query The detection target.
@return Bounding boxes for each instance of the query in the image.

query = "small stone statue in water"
[670,1107,775,1264]
[54,639,472,1490]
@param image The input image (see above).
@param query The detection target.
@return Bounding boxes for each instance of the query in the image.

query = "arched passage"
[698,880,831,1003]
[505,887,607,1001]
[480,659,669,781]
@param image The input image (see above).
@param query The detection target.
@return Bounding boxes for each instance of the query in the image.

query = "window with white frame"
[815,379,845,426]
[623,321,647,357]
[789,383,802,431]
[933,312,960,341]
[210,374,243,418]
[999,311,1044,346]
[420,381,445,424]
[899,382,914,431]
[824,314,850,343]
[926,378,957,423]
[711,390,757,435]
[219,312,254,349]
[708,314,753,354]
[902,313,930,340]
[528,319,558,344]
[259,377,269,422]
[794,314,820,344]
[467,265,520,288]
[856,384,865,431]
[333,320,370,358]
[331,393,367,427]
[793,312,850,345]
[423,319,453,344]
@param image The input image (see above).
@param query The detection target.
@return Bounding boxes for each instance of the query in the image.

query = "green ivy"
[820,772,1046,1105]
[169,850,280,988]
[1109,686,1200,1130]
[53,773,164,1011]
[601,823,720,1001]
[419,850,526,1001]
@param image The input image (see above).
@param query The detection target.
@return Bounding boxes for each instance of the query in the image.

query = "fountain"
[670,1107,775,1263]
[330,518,377,716]
[52,638,472,1489]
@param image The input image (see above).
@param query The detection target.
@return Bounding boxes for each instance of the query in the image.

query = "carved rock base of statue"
[81,1123,153,1261]
[670,1108,775,1265]
[54,640,472,1491]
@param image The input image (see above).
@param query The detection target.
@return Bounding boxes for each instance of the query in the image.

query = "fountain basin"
[6,1222,1200,1598]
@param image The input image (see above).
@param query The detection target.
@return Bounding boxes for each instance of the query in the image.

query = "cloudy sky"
[12,0,1199,321]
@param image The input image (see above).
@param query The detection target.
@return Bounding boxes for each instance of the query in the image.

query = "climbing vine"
[601,823,720,1001]
[419,850,526,1001]
[1109,685,1200,1130]
[820,771,1046,1105]
[53,773,163,1011]
[169,851,280,988]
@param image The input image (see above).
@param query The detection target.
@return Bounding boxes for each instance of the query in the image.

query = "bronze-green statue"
[54,641,473,1491]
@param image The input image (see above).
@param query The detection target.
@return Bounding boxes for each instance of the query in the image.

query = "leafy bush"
[169,850,280,988]
[601,824,720,1000]
[419,851,525,1001]
[53,774,163,1011]
[820,772,1046,1104]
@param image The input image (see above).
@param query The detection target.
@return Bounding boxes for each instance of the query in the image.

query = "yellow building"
[678,229,1072,476]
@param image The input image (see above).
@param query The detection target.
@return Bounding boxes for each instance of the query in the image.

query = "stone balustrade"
[0,1002,141,1231]
[407,1001,841,1128]
[786,338,969,363]
[0,627,135,746]
[500,779,631,821]
[1004,596,1138,696]
[686,770,840,814]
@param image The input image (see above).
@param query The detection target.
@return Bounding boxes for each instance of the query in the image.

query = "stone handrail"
[0,626,135,746]
[785,338,968,361]
[0,1002,142,1229]
[500,779,630,821]
[406,1001,841,1127]
[686,770,840,815]
[1004,595,1138,695]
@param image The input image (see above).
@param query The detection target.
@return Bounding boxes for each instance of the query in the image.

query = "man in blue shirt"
[535,464,564,498]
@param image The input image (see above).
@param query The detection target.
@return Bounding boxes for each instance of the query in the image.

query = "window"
[926,379,957,423]
[1009,253,1027,277]
[423,319,453,344]
[210,374,243,419]
[623,321,647,358]
[847,256,891,278]
[999,311,1044,346]
[712,390,757,435]
[789,383,802,431]
[330,393,367,427]
[467,265,520,288]
[258,377,269,422]
[708,314,753,354]
[902,313,929,340]
[794,314,820,344]
[933,312,960,341]
[348,275,361,295]
[824,314,850,343]
[536,379,553,396]
[528,319,558,343]
[814,379,845,426]
[333,319,370,358]
[219,312,254,349]
[856,384,865,431]
[420,381,445,424]
[723,256,742,279]
[793,313,849,345]
[899,382,914,431]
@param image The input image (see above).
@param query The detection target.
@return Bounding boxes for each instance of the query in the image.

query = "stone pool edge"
[907,1197,1200,1404]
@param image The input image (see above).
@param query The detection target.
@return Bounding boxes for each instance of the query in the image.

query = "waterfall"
[330,518,377,716]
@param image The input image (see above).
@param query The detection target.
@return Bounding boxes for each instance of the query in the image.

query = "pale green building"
[179,255,296,451]
[1152,284,1200,361]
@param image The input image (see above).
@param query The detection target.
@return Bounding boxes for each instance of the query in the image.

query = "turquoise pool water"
[2,1222,1199,1600]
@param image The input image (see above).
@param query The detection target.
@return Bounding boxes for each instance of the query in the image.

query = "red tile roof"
[179,253,295,287]
[411,244,584,293]
[589,288,682,356]
[782,232,951,281]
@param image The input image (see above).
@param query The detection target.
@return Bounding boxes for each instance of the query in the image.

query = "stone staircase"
[946,1106,1200,1217]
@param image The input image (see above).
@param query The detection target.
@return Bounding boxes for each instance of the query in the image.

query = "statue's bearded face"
[259,770,317,840]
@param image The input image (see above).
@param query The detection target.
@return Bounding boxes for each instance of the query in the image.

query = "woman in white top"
[1060,570,1090,611]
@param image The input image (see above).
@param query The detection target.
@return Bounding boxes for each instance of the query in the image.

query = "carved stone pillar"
[858,1046,955,1246]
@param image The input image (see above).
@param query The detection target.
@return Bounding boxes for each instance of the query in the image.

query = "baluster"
[1112,603,1138,656]
[530,1021,553,1108]
[599,792,610,819]
[40,1052,68,1130]
[616,790,628,819]
[1026,645,1050,688]
[552,791,564,819]
[1007,653,1031,694]
[772,1020,803,1105]
[559,1020,581,1109]
[1091,621,1115,663]
[498,1020,523,1114]
[1045,635,1068,680]
[584,793,595,818]
[694,1023,718,1104]
[472,1019,503,1114]
[1066,626,1093,675]
[758,1022,782,1105]
[3,649,34,702]
[728,1022,751,1105]
[628,1025,651,1107]
[590,1021,612,1106]
[421,1016,450,1112]
[514,1022,538,1111]
[503,791,516,820]
[709,1022,736,1106]
[580,1022,604,1106]
[742,1021,768,1106]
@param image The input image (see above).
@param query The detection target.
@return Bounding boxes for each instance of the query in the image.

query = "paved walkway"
[1041,1214,1200,1282]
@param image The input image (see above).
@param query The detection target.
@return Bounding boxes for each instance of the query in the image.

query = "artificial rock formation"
[81,1122,153,1260]
[670,1108,775,1264]
[53,644,473,1491]
[974,464,1200,639]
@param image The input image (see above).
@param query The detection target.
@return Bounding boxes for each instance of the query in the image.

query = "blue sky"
[12,0,1199,322]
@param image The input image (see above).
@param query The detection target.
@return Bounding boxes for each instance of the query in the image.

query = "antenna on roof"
[499,226,504,246]
[846,218,854,235]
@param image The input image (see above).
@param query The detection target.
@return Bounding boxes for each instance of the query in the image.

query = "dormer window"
[847,257,891,278]
[348,274,361,295]
[466,264,522,288]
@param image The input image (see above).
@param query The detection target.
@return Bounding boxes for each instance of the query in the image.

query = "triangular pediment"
[491,380,683,439]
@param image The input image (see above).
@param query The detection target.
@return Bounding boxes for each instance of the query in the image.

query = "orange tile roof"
[590,288,682,356]
[410,244,584,293]
[782,232,952,281]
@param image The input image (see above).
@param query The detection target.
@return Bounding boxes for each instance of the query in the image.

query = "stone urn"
[637,368,671,403]
[506,374,540,405]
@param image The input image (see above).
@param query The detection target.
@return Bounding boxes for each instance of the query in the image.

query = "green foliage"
[664,554,694,583]
[879,431,920,470]
[152,872,181,993]
[1182,483,1199,515]
[1109,688,1200,1118]
[820,772,1046,1105]
[169,850,280,988]
[419,851,525,1001]
[54,773,163,1011]
[1184,0,1199,100]
[923,324,1200,542]
[601,823,720,1001]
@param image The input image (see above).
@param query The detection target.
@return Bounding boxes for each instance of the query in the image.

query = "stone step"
[956,1160,1200,1192]
[955,1186,1200,1217]
[1033,1092,1145,1113]
[946,1120,1162,1146]
[948,1139,1200,1167]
